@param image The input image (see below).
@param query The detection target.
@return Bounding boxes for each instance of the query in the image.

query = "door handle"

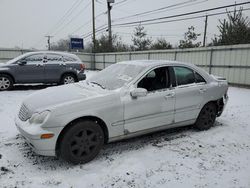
[199,88,207,93]
[165,92,175,99]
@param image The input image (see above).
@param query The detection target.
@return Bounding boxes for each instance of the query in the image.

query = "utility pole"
[92,0,96,52]
[203,15,208,47]
[45,35,53,50]
[107,0,114,50]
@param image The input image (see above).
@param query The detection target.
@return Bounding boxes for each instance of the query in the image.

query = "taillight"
[80,63,85,71]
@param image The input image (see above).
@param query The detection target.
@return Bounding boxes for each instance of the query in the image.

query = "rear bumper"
[217,94,228,117]
[77,72,86,81]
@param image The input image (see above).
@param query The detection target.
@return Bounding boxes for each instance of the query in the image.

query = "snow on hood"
[23,82,107,113]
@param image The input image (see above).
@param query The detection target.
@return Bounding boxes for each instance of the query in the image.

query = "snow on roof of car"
[23,51,77,57]
[117,60,211,81]
[118,60,195,68]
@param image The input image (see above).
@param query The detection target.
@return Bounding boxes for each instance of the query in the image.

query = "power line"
[33,0,84,48]
[114,0,131,6]
[82,4,250,42]
[46,0,85,35]
[81,24,108,38]
[114,0,137,8]
[52,1,91,36]
[112,1,250,26]
[113,0,203,22]
[112,7,250,28]
[129,0,208,19]
[81,26,108,40]
[117,32,183,37]
[70,11,107,35]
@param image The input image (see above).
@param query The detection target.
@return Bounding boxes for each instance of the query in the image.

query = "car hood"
[22,82,111,113]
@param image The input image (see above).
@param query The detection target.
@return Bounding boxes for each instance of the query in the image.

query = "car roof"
[118,60,196,68]
[23,51,78,58]
[118,60,212,83]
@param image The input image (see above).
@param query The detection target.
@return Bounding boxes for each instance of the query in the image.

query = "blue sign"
[70,38,84,49]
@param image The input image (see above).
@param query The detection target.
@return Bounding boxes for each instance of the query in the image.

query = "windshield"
[88,63,145,90]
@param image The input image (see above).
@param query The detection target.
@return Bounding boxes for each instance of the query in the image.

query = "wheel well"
[0,73,15,83]
[55,116,109,156]
[203,99,223,116]
[61,72,78,82]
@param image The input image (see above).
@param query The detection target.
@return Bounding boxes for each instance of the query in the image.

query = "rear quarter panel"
[203,81,228,106]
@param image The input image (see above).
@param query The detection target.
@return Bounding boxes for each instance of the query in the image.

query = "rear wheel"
[59,120,104,164]
[194,103,217,130]
[61,74,77,85]
[0,74,13,91]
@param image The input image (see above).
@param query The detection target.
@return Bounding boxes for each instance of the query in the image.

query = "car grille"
[18,104,31,121]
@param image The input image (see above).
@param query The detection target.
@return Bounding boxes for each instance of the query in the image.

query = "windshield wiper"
[90,81,106,89]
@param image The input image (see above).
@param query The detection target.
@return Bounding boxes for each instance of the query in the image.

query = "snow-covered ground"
[0,71,250,188]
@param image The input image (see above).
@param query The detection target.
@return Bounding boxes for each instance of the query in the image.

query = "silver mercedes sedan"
[15,60,228,164]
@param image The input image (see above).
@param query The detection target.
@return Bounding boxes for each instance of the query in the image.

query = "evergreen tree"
[94,34,130,53]
[131,25,152,51]
[151,38,172,50]
[179,26,201,49]
[212,8,250,46]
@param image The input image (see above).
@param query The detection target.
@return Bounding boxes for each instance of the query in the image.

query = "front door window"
[137,67,170,92]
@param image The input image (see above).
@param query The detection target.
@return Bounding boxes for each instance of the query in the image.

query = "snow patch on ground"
[0,74,250,187]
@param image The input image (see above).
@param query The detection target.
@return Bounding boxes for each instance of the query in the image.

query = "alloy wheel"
[195,103,217,130]
[69,128,100,158]
[0,76,11,90]
[64,76,75,84]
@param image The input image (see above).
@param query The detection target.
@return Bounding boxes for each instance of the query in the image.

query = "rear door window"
[195,72,206,83]
[45,54,63,62]
[173,66,195,86]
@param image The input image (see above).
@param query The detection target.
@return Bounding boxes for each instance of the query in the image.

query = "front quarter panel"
[43,91,124,140]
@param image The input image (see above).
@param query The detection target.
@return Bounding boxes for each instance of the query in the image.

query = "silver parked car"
[0,51,86,91]
[15,60,228,164]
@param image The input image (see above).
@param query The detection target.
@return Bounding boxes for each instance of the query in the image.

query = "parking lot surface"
[0,71,250,188]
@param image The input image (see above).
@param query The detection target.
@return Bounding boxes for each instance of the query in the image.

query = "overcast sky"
[0,0,249,49]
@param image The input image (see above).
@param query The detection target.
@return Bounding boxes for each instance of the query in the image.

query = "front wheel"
[194,103,217,130]
[0,74,13,91]
[59,120,104,164]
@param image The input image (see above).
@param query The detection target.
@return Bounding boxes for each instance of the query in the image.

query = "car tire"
[0,74,13,91]
[194,103,217,131]
[61,74,77,85]
[59,120,104,164]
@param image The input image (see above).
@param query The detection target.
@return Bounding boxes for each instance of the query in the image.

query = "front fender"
[43,94,125,139]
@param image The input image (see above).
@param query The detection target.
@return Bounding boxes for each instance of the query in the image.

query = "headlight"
[29,110,50,124]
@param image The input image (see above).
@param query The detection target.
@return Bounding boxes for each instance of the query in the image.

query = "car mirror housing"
[130,88,148,98]
[18,60,27,65]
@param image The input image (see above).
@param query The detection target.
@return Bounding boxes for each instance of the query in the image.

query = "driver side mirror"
[130,88,148,98]
[18,59,27,65]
